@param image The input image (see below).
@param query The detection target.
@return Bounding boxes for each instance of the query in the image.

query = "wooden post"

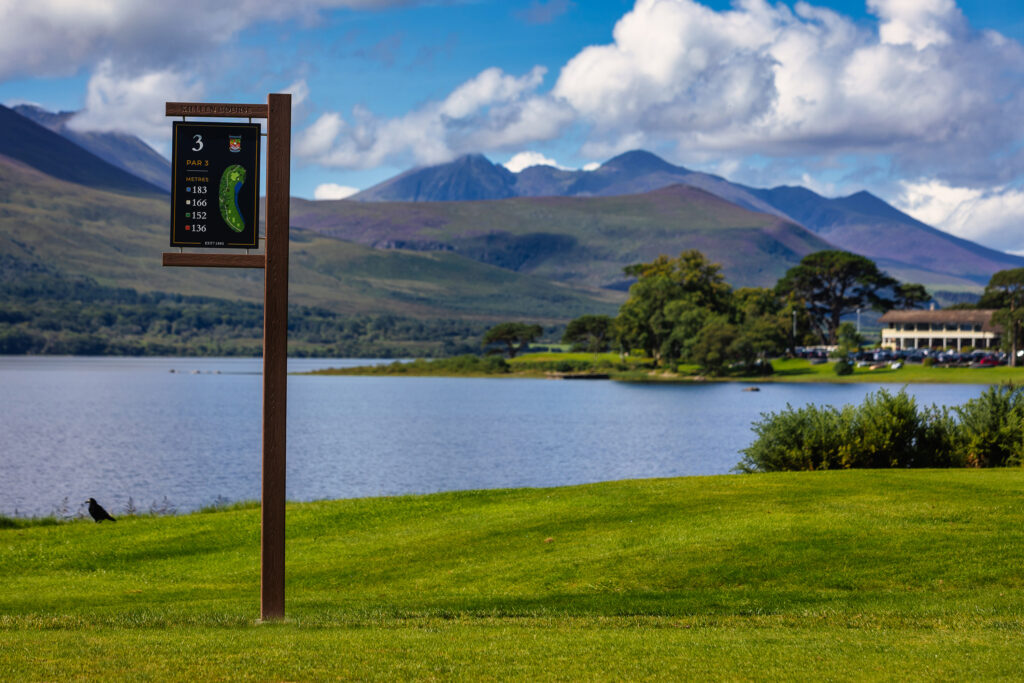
[163,94,291,621]
[261,93,290,620]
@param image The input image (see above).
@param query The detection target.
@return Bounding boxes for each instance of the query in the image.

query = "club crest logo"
[228,135,242,153]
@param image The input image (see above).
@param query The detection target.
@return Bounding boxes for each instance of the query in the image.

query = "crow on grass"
[86,498,116,522]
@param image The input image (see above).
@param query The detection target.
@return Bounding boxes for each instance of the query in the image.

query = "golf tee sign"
[163,94,291,621]
[170,121,261,249]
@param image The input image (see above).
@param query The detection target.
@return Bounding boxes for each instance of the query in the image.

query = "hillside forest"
[0,256,489,358]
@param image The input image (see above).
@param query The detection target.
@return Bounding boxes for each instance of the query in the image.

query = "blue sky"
[3,0,1024,253]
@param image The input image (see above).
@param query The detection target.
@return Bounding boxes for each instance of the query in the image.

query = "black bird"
[86,498,116,523]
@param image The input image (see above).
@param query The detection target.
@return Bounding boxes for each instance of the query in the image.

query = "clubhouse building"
[878,309,1002,351]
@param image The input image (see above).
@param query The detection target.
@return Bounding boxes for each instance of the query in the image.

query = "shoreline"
[307,356,1024,385]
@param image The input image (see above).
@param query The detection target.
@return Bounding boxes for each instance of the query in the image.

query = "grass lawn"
[517,353,1024,384]
[3,471,1024,679]
[315,353,1024,385]
[763,358,1024,384]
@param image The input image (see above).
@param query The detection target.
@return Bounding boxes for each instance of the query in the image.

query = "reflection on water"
[0,357,988,517]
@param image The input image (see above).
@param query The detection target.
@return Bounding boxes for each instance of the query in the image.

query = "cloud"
[502,151,566,173]
[296,66,574,169]
[440,66,546,119]
[1,2,435,151]
[0,1,441,81]
[515,0,575,25]
[314,183,360,199]
[47,0,1024,203]
[895,179,1024,253]
[551,0,1024,187]
[869,0,963,50]
[66,61,204,152]
[283,78,311,107]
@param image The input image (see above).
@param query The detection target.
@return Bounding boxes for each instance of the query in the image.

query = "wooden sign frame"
[163,93,290,621]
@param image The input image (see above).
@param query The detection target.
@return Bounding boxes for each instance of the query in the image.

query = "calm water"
[0,356,989,517]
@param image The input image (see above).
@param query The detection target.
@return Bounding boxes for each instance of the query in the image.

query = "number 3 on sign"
[192,134,204,152]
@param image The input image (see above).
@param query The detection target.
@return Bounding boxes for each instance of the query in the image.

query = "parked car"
[905,350,927,363]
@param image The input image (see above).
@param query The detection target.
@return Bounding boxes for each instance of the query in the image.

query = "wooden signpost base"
[163,93,290,621]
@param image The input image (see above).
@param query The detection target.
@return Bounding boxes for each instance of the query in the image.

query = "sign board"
[170,121,261,248]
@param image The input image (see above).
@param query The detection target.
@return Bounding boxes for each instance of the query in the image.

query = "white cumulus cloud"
[67,61,204,153]
[552,0,1024,187]
[295,66,574,169]
[870,0,963,49]
[896,179,1024,253]
[313,183,360,200]
[0,1,436,81]
[502,151,565,173]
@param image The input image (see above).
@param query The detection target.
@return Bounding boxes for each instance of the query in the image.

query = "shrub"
[953,385,1024,467]
[738,389,958,472]
[479,355,511,374]
[737,402,854,472]
[834,359,854,375]
[846,389,956,468]
[922,357,935,367]
[515,358,594,373]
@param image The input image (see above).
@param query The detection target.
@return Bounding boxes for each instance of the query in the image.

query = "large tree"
[731,287,791,360]
[985,268,1024,367]
[562,314,614,353]
[482,322,543,359]
[776,251,897,345]
[616,250,731,365]
[893,283,931,310]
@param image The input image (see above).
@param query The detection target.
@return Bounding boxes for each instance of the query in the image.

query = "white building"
[878,309,1002,351]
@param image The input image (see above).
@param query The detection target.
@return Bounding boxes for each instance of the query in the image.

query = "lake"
[0,356,990,517]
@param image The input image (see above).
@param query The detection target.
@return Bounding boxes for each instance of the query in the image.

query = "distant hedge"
[737,385,1024,472]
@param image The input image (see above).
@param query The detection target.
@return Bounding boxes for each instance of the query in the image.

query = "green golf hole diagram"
[219,164,247,233]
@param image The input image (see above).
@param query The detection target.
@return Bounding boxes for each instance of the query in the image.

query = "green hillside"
[3,471,1024,678]
[0,155,620,322]
[291,185,840,289]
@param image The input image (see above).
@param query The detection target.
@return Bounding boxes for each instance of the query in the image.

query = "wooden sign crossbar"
[163,93,290,621]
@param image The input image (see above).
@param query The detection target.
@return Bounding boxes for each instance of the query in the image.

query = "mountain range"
[291,185,832,290]
[12,104,171,192]
[351,150,1023,290]
[1,103,1020,326]
[0,105,618,321]
[0,104,165,196]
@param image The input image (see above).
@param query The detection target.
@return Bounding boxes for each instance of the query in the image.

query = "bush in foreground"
[737,386,1024,472]
[954,384,1024,467]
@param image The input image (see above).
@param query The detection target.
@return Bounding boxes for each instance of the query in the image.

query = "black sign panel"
[170,121,261,248]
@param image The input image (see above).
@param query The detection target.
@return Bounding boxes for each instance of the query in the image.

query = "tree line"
[0,266,489,357]
[550,249,931,374]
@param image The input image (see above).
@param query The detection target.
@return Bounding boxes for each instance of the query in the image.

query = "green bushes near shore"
[314,354,512,376]
[739,385,1024,472]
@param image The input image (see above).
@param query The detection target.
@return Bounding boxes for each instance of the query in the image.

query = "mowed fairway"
[3,471,1024,680]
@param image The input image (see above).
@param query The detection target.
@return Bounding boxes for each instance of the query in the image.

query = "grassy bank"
[3,471,1024,679]
[311,352,1024,384]
[762,358,1024,384]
